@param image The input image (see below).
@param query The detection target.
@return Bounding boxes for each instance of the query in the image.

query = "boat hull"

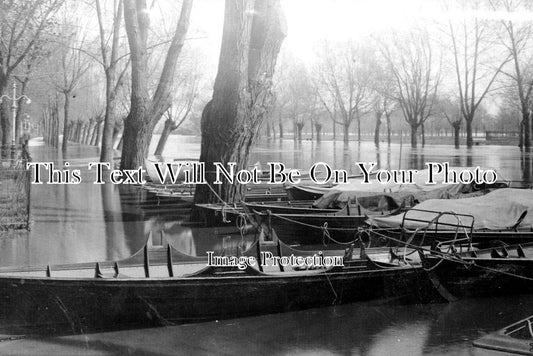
[369,229,533,247]
[421,256,533,301]
[0,265,433,335]
[256,213,372,245]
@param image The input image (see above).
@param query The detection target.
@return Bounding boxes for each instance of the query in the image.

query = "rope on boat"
[369,226,533,281]
[269,212,362,246]
[205,182,250,229]
[324,270,338,304]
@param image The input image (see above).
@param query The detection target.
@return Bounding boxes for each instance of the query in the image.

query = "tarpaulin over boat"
[313,167,504,211]
[366,188,533,230]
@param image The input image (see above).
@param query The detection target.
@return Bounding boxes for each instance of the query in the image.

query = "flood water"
[2,135,532,355]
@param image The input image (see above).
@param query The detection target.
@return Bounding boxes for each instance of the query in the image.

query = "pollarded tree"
[192,0,286,208]
[120,0,193,170]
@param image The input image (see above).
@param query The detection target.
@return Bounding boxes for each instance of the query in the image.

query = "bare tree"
[192,0,286,208]
[154,68,200,155]
[372,96,396,147]
[317,41,374,143]
[95,0,130,162]
[13,44,50,145]
[379,29,441,148]
[120,0,193,170]
[285,64,316,142]
[53,26,91,152]
[490,0,533,148]
[436,95,463,148]
[446,1,511,147]
[370,59,397,147]
[0,0,64,151]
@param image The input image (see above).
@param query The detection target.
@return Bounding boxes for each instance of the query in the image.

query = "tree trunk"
[100,71,118,162]
[356,115,361,141]
[154,118,175,156]
[87,121,94,144]
[121,0,193,170]
[410,124,417,148]
[1,104,12,155]
[266,121,271,139]
[79,124,85,144]
[90,121,99,145]
[15,80,29,145]
[386,113,391,145]
[374,112,382,147]
[278,120,283,138]
[296,122,303,142]
[519,121,524,148]
[421,123,425,147]
[120,0,151,170]
[112,124,121,148]
[117,135,123,151]
[453,124,460,149]
[192,0,286,212]
[523,108,530,149]
[466,117,473,147]
[99,0,123,163]
[94,121,103,147]
[315,123,322,143]
[0,80,10,155]
[332,120,336,140]
[343,122,349,144]
[62,92,70,152]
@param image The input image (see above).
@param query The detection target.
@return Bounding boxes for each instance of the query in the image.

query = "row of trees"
[0,0,201,162]
[4,0,533,206]
[268,0,533,149]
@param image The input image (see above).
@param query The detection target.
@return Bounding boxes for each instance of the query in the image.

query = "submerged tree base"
[192,0,287,217]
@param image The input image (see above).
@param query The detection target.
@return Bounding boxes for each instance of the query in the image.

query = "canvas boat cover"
[312,167,507,212]
[366,188,533,231]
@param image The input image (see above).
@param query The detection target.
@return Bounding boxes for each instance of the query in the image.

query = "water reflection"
[1,137,532,354]
[11,137,533,268]
[5,295,527,355]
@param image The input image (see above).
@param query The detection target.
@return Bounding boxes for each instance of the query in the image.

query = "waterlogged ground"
[0,135,532,355]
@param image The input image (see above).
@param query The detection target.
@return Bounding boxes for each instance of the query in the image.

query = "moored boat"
[367,188,533,246]
[473,314,533,355]
[0,234,436,336]
[419,242,533,301]
[250,209,379,246]
[243,200,344,215]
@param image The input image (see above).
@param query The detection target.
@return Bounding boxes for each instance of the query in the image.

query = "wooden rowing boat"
[420,242,533,302]
[285,185,330,201]
[246,201,400,246]
[195,199,348,227]
[473,314,533,355]
[0,234,435,336]
[242,200,343,215]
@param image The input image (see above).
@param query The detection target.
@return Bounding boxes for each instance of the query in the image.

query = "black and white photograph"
[0,0,533,354]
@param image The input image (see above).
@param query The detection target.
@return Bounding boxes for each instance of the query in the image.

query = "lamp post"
[0,82,31,164]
